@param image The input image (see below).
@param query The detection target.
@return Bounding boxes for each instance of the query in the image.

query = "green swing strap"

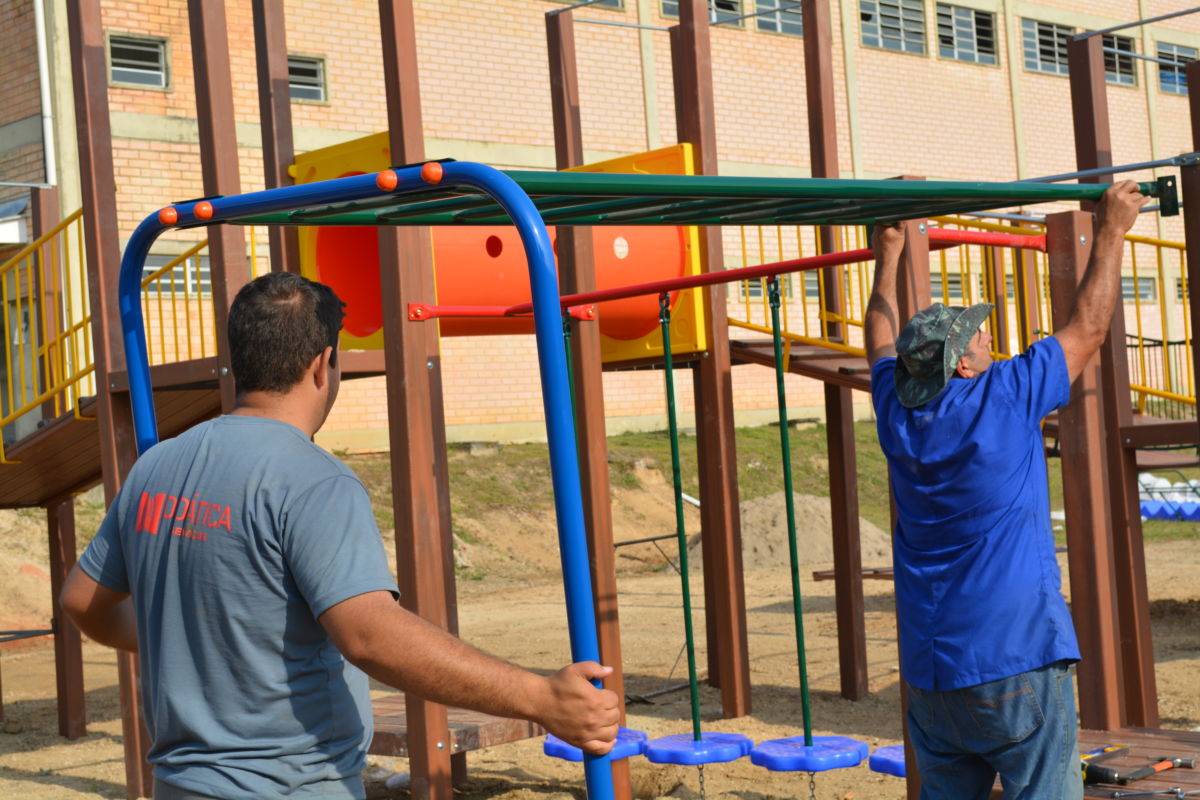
[768,276,814,747]
[659,291,704,742]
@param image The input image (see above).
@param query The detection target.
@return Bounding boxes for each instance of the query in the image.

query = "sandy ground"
[1,480,1198,800]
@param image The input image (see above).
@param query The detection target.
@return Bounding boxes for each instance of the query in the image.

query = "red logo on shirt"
[136,492,233,539]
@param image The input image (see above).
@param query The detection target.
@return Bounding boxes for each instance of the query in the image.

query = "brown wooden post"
[377,2,460,797]
[1068,34,1157,727]
[1184,61,1200,485]
[545,11,631,800]
[1046,210,1124,731]
[802,0,867,702]
[31,186,62,422]
[47,495,86,739]
[987,247,1011,355]
[1013,231,1042,351]
[65,2,152,796]
[189,0,249,411]
[251,0,301,274]
[670,0,751,718]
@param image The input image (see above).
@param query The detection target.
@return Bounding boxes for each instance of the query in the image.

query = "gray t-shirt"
[79,415,398,800]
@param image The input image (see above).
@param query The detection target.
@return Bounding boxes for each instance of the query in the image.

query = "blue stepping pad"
[643,732,754,765]
[750,735,868,772]
[868,744,906,777]
[543,727,648,762]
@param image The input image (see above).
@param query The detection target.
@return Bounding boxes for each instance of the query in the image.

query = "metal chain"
[807,772,817,800]
[698,764,706,800]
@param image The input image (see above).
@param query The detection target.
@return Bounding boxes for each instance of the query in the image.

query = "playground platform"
[370,693,543,759]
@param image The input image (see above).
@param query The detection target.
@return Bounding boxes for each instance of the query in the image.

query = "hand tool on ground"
[1111,788,1182,799]
[1082,746,1131,785]
[1121,756,1198,784]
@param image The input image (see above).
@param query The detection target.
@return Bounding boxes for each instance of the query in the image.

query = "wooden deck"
[370,693,544,757]
[1078,728,1200,797]
[729,339,872,392]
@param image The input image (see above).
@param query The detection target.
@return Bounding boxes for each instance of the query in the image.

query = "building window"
[1104,34,1137,86]
[1121,276,1156,302]
[861,0,925,55]
[288,56,326,102]
[756,1,803,36]
[936,4,996,65]
[109,35,168,88]
[662,0,742,25]
[1022,18,1071,76]
[1159,42,1196,95]
[741,274,804,299]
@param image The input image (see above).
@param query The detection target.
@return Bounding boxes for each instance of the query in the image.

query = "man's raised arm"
[1054,180,1147,382]
[865,224,907,366]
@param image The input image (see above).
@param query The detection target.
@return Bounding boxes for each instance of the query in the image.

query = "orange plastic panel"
[291,136,705,359]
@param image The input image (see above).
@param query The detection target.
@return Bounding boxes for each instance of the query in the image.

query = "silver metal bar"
[577,18,669,31]
[1102,45,1188,68]
[0,180,54,189]
[1020,153,1200,183]
[711,2,803,27]
[1074,6,1200,40]
[548,0,613,16]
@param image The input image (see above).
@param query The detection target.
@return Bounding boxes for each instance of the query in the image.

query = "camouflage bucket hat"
[894,302,994,409]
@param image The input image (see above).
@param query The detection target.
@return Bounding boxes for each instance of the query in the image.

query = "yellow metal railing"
[725,219,1194,411]
[1123,233,1195,416]
[138,226,271,366]
[0,208,94,462]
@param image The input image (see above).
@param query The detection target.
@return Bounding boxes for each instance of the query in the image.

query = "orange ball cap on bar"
[376,170,399,191]
[157,207,179,225]
[194,201,214,220]
[420,161,444,184]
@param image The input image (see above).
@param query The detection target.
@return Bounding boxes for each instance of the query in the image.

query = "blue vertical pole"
[441,163,613,800]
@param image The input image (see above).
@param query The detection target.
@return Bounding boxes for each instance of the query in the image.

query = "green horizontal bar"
[231,175,1167,228]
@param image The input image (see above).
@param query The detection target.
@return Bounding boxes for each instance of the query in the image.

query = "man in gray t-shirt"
[62,272,619,800]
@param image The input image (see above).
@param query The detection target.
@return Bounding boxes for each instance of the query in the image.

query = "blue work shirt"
[871,336,1080,691]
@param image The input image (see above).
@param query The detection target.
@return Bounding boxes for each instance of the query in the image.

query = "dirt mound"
[684,491,893,571]
[738,491,893,569]
[0,508,55,636]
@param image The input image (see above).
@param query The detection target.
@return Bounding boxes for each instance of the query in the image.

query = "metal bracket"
[1156,175,1180,217]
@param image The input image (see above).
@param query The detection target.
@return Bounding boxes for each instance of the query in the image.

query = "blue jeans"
[905,661,1083,800]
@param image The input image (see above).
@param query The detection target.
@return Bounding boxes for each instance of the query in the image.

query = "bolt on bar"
[1074,6,1200,39]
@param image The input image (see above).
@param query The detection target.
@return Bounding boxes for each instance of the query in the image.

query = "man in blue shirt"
[865,181,1146,799]
[60,272,619,800]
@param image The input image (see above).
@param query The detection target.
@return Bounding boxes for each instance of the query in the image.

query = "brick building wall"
[2,0,1198,448]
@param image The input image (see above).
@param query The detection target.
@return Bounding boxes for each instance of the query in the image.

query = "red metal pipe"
[928,226,1047,252]
[407,226,1044,321]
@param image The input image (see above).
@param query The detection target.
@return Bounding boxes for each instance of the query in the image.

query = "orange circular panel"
[592,227,687,341]
[420,161,444,184]
[194,201,214,220]
[157,207,179,225]
[376,170,398,191]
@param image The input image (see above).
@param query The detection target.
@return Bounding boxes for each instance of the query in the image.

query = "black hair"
[227,272,345,395]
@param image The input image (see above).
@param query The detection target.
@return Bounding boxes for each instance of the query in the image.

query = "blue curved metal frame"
[117,161,614,800]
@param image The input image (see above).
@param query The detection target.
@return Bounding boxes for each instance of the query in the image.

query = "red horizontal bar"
[408,227,1041,322]
[409,303,595,322]
[928,226,1047,252]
